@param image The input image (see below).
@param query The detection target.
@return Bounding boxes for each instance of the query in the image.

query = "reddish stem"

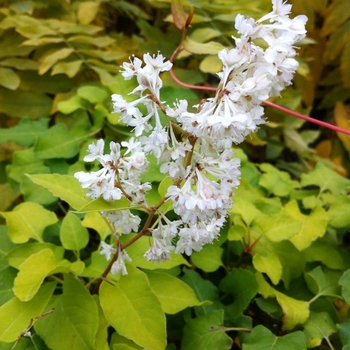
[169,61,350,137]
[263,100,350,136]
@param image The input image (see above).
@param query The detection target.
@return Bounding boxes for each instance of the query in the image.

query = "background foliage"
[0,0,350,349]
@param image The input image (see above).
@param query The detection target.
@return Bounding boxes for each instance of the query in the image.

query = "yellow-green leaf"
[39,48,74,75]
[0,202,57,243]
[0,67,20,90]
[13,249,57,301]
[199,55,222,74]
[34,274,99,350]
[183,37,224,55]
[257,273,309,330]
[78,1,100,24]
[100,265,166,350]
[191,244,223,272]
[253,253,282,285]
[0,282,56,343]
[144,270,204,314]
[51,60,83,78]
[286,202,327,251]
[27,174,89,210]
[82,211,110,241]
[60,212,89,251]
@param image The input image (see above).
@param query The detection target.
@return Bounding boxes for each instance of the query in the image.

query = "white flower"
[235,14,265,38]
[84,139,105,162]
[120,55,143,80]
[142,126,169,160]
[111,248,132,275]
[100,241,116,261]
[143,219,179,262]
[103,210,141,234]
[143,52,173,72]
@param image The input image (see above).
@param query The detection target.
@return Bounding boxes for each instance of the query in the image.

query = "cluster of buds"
[74,0,307,274]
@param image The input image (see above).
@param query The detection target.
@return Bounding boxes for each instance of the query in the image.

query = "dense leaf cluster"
[0,0,350,349]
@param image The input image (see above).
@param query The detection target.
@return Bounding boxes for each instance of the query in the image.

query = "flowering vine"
[75,0,310,281]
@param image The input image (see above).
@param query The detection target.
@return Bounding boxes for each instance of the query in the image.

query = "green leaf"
[321,0,350,36]
[34,123,81,159]
[140,154,164,183]
[0,118,48,146]
[91,66,115,85]
[7,147,50,183]
[68,35,114,47]
[51,60,83,78]
[0,58,39,70]
[78,2,100,25]
[6,242,64,270]
[242,325,307,350]
[181,269,220,317]
[253,253,282,285]
[183,37,224,55]
[0,67,20,90]
[27,174,89,210]
[229,196,262,225]
[0,282,56,342]
[110,333,143,350]
[39,48,74,75]
[227,224,246,241]
[303,241,345,269]
[301,162,350,195]
[82,211,110,241]
[0,31,33,58]
[13,249,57,302]
[0,87,52,119]
[92,295,109,350]
[181,310,233,350]
[328,195,350,228]
[190,28,222,43]
[256,273,309,330]
[338,269,350,303]
[35,274,99,350]
[77,85,108,103]
[0,202,57,243]
[271,241,306,288]
[337,318,350,348]
[144,270,204,314]
[80,251,107,278]
[219,269,258,317]
[258,164,299,197]
[19,71,71,94]
[100,265,166,350]
[284,201,327,250]
[191,244,223,272]
[302,312,336,348]
[76,197,132,213]
[60,212,89,251]
[57,95,83,114]
[53,21,102,35]
[304,266,342,301]
[256,211,302,242]
[0,267,16,305]
[199,55,222,74]
[21,175,58,205]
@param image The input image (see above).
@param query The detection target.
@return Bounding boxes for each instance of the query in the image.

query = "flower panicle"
[75,0,308,274]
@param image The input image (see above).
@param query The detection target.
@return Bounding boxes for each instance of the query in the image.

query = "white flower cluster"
[74,0,307,274]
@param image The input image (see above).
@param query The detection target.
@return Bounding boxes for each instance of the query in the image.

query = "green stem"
[224,326,252,333]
